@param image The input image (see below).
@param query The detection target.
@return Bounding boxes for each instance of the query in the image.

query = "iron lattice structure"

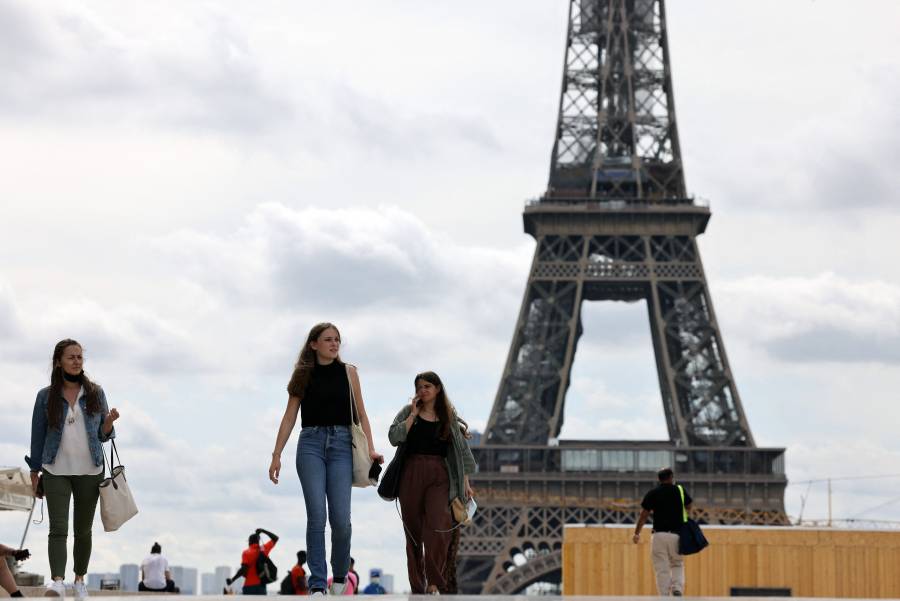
[457,0,787,594]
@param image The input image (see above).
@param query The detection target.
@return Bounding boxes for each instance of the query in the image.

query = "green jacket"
[388,405,477,504]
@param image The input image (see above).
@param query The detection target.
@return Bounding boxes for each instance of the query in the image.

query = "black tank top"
[405,418,449,457]
[300,361,352,427]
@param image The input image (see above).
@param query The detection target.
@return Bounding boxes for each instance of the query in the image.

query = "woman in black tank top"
[387,371,477,594]
[267,323,383,595]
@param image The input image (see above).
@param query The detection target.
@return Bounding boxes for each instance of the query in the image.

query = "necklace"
[66,404,77,425]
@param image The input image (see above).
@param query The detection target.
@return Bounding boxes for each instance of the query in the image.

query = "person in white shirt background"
[139,542,177,593]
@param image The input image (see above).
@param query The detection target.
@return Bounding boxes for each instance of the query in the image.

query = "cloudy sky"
[2,0,899,591]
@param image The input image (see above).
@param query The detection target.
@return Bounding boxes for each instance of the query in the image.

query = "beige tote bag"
[99,440,138,532]
[345,365,372,488]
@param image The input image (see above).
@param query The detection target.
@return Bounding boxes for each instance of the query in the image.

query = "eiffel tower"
[457,0,788,594]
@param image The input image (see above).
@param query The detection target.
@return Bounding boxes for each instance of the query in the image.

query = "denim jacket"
[26,385,115,472]
[389,405,477,504]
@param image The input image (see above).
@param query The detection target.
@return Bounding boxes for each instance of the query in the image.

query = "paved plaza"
[7,593,900,601]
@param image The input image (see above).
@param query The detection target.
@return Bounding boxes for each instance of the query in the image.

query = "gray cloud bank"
[719,273,900,365]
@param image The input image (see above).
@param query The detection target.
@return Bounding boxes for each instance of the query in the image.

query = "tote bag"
[99,439,138,532]
[677,484,708,555]
[345,365,373,488]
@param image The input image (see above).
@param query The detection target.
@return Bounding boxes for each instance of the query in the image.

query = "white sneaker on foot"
[328,580,347,595]
[73,581,89,600]
[310,590,326,597]
[45,579,66,598]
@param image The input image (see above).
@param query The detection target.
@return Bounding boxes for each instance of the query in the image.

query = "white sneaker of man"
[45,579,66,598]
[73,580,89,600]
[309,590,326,597]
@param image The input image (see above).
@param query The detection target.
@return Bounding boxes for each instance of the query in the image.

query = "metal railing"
[525,195,710,209]
[472,444,785,477]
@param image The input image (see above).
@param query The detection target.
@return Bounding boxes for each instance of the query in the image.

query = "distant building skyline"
[171,565,198,595]
[119,563,139,592]
[201,573,215,595]
[214,566,231,594]
[200,567,232,595]
[86,573,119,591]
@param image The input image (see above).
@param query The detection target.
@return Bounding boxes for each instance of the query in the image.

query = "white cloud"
[718,273,900,364]
[144,202,530,377]
[3,0,900,591]
[785,441,900,524]
[0,280,23,340]
[0,1,293,137]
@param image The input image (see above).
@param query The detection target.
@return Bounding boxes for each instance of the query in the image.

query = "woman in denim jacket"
[26,339,120,599]
[388,371,476,594]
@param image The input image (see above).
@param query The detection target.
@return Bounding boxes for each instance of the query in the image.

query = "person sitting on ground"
[287,550,308,595]
[0,544,30,598]
[139,542,178,593]
[226,528,279,595]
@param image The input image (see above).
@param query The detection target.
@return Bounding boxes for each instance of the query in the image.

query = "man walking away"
[226,528,279,595]
[633,467,692,596]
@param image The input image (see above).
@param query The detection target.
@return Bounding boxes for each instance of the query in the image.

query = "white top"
[43,388,103,476]
[141,554,169,589]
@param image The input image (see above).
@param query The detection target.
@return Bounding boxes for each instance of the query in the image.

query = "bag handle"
[103,440,126,487]
[345,364,360,426]
[677,484,688,523]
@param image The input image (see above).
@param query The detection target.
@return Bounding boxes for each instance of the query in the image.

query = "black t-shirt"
[405,418,449,457]
[299,361,352,427]
[641,483,692,533]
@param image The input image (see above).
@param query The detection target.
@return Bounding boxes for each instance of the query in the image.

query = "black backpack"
[256,550,278,586]
[278,574,294,595]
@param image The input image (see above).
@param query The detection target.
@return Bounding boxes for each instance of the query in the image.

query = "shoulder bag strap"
[110,439,123,467]
[677,484,688,523]
[345,364,359,426]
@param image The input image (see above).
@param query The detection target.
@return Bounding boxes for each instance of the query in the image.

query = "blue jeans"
[296,426,353,591]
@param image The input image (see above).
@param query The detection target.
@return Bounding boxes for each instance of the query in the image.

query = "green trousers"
[43,472,103,579]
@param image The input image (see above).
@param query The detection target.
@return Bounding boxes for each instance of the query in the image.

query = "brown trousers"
[398,454,453,594]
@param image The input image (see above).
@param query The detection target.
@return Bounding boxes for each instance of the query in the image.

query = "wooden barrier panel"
[563,524,900,597]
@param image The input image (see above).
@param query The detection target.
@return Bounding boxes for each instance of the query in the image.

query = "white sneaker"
[73,581,89,600]
[310,590,326,597]
[328,580,347,595]
[45,580,66,598]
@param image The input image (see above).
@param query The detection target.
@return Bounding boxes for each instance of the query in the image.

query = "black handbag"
[676,484,709,555]
[377,442,407,501]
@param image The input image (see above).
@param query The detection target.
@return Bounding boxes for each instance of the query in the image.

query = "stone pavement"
[6,594,900,600]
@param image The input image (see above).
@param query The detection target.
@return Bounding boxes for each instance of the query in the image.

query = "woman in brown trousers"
[388,371,476,594]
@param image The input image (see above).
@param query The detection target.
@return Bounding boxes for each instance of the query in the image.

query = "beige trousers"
[651,531,684,595]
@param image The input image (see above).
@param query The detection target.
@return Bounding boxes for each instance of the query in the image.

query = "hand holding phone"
[466,497,478,521]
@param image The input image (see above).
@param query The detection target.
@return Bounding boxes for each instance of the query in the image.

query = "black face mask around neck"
[63,371,84,383]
